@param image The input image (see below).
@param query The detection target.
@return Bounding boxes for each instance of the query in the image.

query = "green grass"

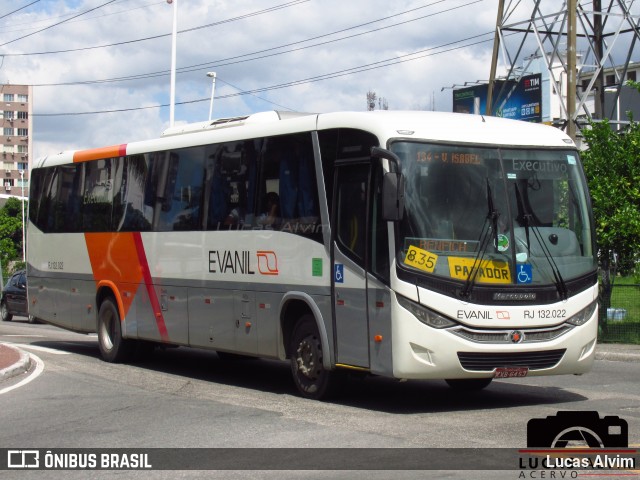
[600,276,640,343]
[606,278,639,323]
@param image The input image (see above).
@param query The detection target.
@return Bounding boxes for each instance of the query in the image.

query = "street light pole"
[168,0,178,127]
[207,72,217,121]
[19,169,25,263]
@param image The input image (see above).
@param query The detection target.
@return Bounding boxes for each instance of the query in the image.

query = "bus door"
[332,163,371,368]
[332,161,392,371]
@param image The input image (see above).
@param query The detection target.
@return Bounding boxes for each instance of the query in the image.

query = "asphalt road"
[1,319,639,480]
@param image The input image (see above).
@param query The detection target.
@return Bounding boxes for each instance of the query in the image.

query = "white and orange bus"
[27,110,598,399]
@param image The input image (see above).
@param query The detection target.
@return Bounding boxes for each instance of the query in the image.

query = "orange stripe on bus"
[73,144,127,163]
[84,232,142,318]
[84,232,170,343]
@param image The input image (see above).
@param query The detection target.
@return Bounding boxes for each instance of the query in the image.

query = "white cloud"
[1,0,619,158]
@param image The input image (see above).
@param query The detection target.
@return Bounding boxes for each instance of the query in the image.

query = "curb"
[0,344,31,381]
[595,351,640,363]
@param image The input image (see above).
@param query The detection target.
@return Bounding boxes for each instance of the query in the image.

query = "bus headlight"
[397,295,457,329]
[566,301,598,326]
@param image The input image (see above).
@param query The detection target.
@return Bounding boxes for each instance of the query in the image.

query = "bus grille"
[457,349,566,371]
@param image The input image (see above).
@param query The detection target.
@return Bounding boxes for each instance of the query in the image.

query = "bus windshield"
[390,141,597,287]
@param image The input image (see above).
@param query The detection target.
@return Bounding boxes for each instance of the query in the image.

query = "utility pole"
[486,0,505,116]
[567,0,577,140]
[593,0,604,120]
[485,1,640,138]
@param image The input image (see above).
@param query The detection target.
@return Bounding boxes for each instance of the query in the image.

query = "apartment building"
[0,84,32,199]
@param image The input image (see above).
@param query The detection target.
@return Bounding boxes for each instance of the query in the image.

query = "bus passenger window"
[205,141,255,230]
[113,155,151,232]
[262,133,320,239]
[336,165,368,264]
[82,158,115,232]
[147,149,205,231]
[37,164,81,233]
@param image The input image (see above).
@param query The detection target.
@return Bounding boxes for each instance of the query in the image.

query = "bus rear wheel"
[290,314,339,400]
[445,378,493,391]
[97,298,133,363]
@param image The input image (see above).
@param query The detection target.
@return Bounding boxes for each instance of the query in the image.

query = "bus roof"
[36,110,575,168]
[316,110,575,149]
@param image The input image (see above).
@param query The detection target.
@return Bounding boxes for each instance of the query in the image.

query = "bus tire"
[289,314,339,400]
[97,297,132,363]
[445,378,493,391]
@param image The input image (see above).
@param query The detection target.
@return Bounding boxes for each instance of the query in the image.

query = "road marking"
[0,352,44,395]
[3,343,71,355]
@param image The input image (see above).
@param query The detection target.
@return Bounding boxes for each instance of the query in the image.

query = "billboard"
[453,74,542,122]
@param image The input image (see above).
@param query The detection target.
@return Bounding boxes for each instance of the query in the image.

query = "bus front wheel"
[290,314,339,400]
[97,298,132,363]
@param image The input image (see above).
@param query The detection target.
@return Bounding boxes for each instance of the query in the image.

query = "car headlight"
[397,295,457,329]
[566,300,598,326]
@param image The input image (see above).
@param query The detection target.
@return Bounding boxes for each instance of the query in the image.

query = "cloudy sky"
[1,0,632,159]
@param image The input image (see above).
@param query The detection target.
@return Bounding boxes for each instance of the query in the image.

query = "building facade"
[0,84,32,199]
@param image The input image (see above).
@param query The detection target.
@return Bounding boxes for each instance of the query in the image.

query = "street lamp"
[207,72,217,121]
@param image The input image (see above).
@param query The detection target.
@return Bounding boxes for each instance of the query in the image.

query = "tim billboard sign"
[453,74,542,122]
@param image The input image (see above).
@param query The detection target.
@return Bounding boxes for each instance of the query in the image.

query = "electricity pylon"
[487,0,640,139]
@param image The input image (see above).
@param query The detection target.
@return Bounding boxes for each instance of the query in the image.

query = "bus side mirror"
[382,172,404,221]
[371,146,405,221]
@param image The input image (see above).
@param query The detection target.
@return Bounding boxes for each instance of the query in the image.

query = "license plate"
[494,367,529,378]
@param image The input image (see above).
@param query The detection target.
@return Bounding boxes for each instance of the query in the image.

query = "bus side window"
[113,155,151,232]
[336,165,369,264]
[205,141,254,230]
[262,133,320,239]
[170,148,205,231]
[82,158,115,232]
[147,148,205,232]
[37,165,77,233]
[42,164,81,233]
[370,164,390,282]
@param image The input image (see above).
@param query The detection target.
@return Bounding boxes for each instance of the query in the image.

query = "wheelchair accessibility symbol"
[517,264,532,284]
[334,264,344,283]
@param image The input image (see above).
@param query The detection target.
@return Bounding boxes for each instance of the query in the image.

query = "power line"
[33,29,495,117]
[0,1,41,21]
[3,0,310,56]
[0,0,118,47]
[29,0,481,87]
[0,0,158,34]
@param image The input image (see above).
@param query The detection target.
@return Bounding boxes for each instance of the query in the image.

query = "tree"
[0,197,25,278]
[580,114,640,317]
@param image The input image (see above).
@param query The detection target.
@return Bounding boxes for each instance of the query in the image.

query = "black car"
[1,270,34,323]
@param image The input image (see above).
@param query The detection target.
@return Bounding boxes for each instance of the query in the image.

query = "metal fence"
[598,284,640,343]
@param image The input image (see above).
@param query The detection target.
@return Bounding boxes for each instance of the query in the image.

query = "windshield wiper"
[514,183,568,300]
[460,179,500,299]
